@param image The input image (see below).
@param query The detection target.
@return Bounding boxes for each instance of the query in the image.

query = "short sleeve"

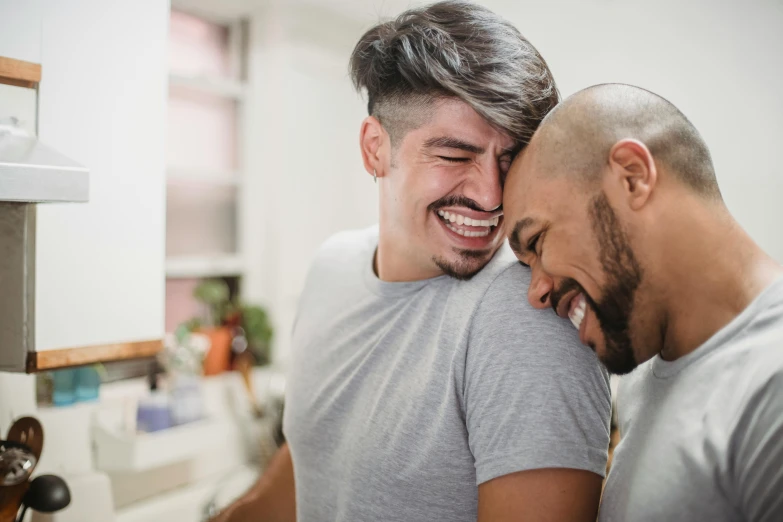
[464,264,612,485]
[732,371,783,522]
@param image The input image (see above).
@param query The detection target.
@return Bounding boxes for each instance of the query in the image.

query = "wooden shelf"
[169,73,245,99]
[26,339,162,372]
[0,56,41,89]
[166,255,244,278]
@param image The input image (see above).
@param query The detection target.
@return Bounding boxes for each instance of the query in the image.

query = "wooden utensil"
[0,417,44,522]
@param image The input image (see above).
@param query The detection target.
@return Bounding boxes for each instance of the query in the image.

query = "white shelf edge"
[166,255,245,279]
[169,72,246,99]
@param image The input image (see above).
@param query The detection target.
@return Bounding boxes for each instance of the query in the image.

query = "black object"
[0,440,37,486]
[273,401,286,447]
[16,474,71,522]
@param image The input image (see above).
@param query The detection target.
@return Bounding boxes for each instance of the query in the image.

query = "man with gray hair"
[504,83,783,521]
[213,3,610,521]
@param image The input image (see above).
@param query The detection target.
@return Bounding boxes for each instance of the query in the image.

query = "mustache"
[427,195,501,214]
[549,278,600,317]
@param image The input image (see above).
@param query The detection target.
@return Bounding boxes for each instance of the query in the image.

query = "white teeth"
[437,210,501,228]
[568,294,587,330]
[446,223,490,237]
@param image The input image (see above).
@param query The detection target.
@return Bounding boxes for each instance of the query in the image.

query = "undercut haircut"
[534,83,722,200]
[349,0,559,148]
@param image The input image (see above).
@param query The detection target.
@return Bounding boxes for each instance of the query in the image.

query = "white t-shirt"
[601,277,783,522]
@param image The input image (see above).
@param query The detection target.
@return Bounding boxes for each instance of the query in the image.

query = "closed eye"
[438,156,470,163]
[527,232,542,255]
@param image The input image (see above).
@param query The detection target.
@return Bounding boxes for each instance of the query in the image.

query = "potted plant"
[191,279,233,376]
[227,304,274,366]
[185,279,275,375]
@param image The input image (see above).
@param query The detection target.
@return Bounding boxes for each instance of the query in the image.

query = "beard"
[551,192,644,375]
[432,247,493,281]
[428,194,497,281]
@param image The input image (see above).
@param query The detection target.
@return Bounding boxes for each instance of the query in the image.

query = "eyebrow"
[423,136,517,157]
[423,136,485,154]
[508,217,538,255]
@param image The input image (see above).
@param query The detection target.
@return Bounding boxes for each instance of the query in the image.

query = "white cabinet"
[0,1,170,371]
[0,0,42,65]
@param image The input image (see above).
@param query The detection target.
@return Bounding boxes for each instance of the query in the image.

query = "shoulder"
[467,244,572,343]
[298,226,376,302]
[306,226,377,277]
[732,341,783,421]
[470,242,530,287]
[465,244,606,380]
[314,225,378,264]
[453,243,532,306]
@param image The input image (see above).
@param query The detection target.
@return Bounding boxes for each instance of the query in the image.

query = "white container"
[93,417,228,472]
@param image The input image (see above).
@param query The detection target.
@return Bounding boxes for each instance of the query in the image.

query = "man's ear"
[607,138,657,211]
[359,116,388,180]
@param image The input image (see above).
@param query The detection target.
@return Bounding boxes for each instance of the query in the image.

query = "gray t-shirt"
[600,277,783,522]
[284,227,611,522]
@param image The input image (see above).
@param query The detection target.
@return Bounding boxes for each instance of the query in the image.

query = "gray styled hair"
[349,0,559,148]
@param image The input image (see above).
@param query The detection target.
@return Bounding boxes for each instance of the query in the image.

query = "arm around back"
[210,443,296,522]
[478,467,602,522]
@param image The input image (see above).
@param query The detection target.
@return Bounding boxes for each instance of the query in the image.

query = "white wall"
[240,0,783,363]
[242,4,378,363]
[0,0,42,63]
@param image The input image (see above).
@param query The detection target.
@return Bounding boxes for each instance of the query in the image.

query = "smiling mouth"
[437,210,501,238]
[568,293,587,330]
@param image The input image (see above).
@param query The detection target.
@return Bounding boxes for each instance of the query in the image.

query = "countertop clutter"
[25,366,284,522]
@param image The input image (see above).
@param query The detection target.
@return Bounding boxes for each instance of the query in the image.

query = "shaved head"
[529,83,721,200]
[503,83,729,374]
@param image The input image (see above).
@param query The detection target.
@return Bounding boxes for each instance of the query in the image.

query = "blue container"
[52,369,77,406]
[74,366,101,402]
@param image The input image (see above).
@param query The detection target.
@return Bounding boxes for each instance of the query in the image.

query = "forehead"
[504,147,578,223]
[407,97,515,151]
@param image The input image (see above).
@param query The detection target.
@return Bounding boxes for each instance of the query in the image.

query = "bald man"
[503,83,783,522]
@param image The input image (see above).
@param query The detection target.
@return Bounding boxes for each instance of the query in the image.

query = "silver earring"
[373,169,377,183]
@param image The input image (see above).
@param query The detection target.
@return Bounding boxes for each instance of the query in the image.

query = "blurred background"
[0,0,780,520]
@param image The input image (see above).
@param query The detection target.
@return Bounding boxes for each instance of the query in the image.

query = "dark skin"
[209,443,296,522]
[504,129,783,371]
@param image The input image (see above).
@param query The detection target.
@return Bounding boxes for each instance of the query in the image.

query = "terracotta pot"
[201,327,232,376]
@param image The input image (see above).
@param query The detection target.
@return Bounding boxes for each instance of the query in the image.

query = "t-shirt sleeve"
[732,371,783,522]
[464,264,612,485]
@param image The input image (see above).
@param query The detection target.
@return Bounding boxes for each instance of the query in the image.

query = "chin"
[432,247,496,281]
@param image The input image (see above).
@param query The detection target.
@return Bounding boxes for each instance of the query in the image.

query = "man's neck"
[654,201,783,361]
[375,233,444,283]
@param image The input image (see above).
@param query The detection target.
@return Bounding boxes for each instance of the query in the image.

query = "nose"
[462,158,503,211]
[527,261,554,310]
